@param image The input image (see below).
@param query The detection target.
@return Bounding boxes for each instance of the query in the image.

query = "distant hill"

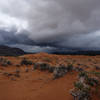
[51,50,100,56]
[0,45,26,56]
[0,45,100,56]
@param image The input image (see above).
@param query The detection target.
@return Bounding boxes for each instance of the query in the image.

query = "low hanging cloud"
[0,0,100,52]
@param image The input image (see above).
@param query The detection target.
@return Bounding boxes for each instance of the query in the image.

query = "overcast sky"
[0,0,100,52]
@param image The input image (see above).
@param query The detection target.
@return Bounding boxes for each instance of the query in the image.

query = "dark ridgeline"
[51,50,100,56]
[0,45,26,56]
[0,45,100,56]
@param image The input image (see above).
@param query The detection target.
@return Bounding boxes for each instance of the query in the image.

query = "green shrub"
[79,71,88,78]
[67,63,73,71]
[71,71,100,100]
[21,58,33,65]
[39,63,49,71]
[6,61,12,65]
[86,77,99,86]
[3,72,13,77]
[0,58,12,67]
[48,67,55,73]
[90,71,100,77]
[74,82,84,90]
[14,73,20,77]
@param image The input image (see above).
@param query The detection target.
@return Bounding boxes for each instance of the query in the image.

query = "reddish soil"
[0,53,100,100]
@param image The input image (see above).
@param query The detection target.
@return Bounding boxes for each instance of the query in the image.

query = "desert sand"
[0,53,100,100]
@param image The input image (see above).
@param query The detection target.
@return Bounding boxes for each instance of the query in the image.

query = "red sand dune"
[0,53,100,100]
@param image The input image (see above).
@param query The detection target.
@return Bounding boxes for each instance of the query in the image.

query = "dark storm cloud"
[0,30,35,45]
[0,0,100,52]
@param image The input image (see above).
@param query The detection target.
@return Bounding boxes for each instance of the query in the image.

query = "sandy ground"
[0,53,100,100]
